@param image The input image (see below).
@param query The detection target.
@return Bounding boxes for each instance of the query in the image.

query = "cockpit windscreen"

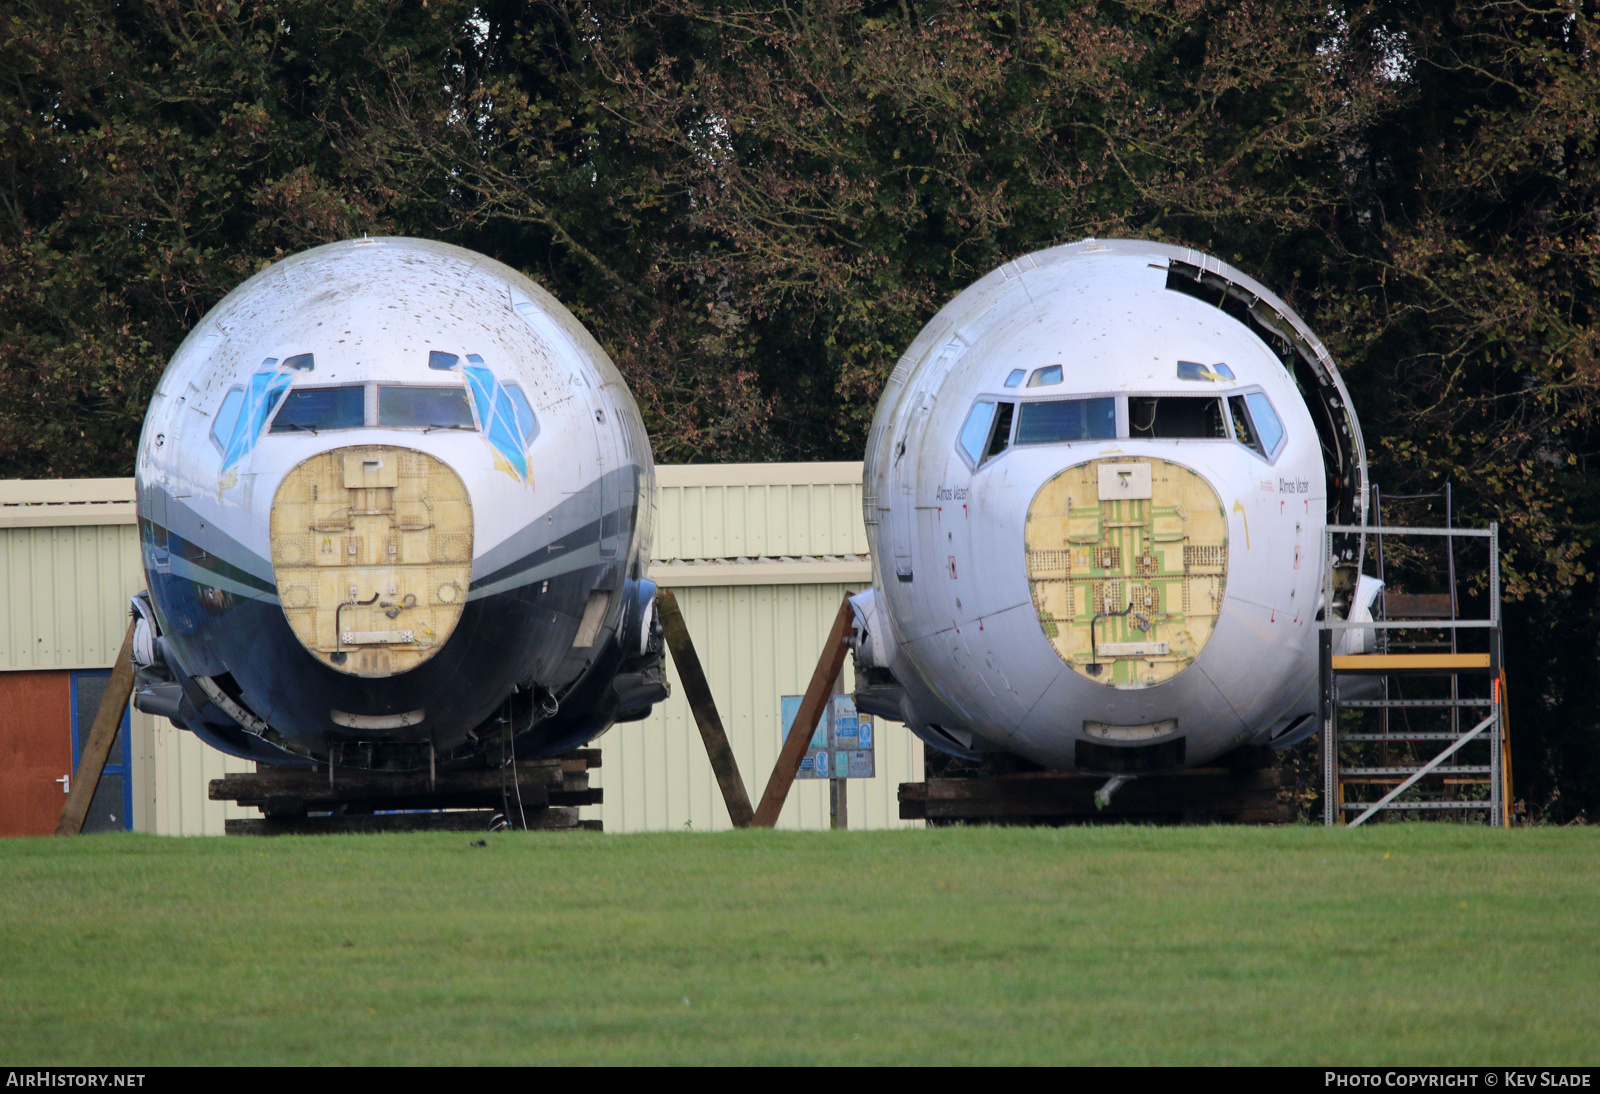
[1128,396,1227,440]
[270,385,364,433]
[1015,397,1116,445]
[378,385,476,430]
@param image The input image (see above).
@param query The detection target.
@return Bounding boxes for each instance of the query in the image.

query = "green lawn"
[0,826,1594,1065]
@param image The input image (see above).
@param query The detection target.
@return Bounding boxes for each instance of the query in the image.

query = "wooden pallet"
[213,750,602,835]
[900,766,1288,825]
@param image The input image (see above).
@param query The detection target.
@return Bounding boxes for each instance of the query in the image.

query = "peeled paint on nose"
[1024,457,1228,688]
[268,445,473,678]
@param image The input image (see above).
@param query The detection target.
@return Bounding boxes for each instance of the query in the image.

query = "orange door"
[0,672,72,836]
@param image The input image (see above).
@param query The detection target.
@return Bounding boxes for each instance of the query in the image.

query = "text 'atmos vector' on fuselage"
[851,239,1375,774]
[131,238,668,771]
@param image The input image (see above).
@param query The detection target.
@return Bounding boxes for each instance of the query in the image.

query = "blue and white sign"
[781,694,875,780]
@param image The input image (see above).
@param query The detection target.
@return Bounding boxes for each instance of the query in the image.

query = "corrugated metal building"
[0,478,264,836]
[0,466,921,836]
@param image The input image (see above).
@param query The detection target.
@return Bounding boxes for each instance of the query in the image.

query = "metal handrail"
[1321,523,1499,629]
[1324,524,1493,537]
[1322,620,1495,630]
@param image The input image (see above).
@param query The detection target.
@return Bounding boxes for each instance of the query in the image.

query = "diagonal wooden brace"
[657,589,755,828]
[57,618,138,835]
[752,597,854,828]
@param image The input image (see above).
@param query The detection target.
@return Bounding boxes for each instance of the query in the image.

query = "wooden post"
[57,619,137,835]
[753,598,854,829]
[657,589,755,828]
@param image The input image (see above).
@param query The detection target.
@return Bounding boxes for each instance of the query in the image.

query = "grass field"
[1,825,1595,1065]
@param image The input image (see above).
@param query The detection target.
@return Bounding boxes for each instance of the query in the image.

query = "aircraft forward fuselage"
[852,240,1369,773]
[132,238,666,771]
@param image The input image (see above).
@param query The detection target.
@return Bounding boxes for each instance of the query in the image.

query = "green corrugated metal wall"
[654,463,869,559]
[0,526,144,670]
[594,583,921,833]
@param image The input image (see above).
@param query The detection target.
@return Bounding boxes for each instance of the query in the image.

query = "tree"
[2,0,1596,813]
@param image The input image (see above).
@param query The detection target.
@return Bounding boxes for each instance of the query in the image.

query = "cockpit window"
[1177,360,1234,382]
[377,385,476,430]
[1229,395,1260,453]
[1246,393,1284,454]
[502,383,540,444]
[428,350,459,371]
[269,385,365,433]
[1027,365,1064,388]
[210,388,244,453]
[1128,396,1227,439]
[987,402,1015,459]
[957,400,1016,466]
[1015,397,1116,445]
[959,401,998,464]
[1004,369,1025,388]
[282,353,315,372]
[1237,392,1285,457]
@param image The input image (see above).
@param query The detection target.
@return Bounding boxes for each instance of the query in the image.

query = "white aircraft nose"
[1023,454,1229,691]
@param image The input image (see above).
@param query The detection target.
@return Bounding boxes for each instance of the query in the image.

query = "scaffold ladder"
[1319,522,1512,827]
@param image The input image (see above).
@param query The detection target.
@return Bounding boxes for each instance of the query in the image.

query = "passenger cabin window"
[269,385,365,433]
[1027,365,1064,387]
[377,386,477,430]
[1015,397,1116,445]
[1128,396,1227,440]
[1230,392,1285,458]
[1004,369,1025,388]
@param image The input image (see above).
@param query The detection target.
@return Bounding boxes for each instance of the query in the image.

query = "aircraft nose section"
[269,445,474,678]
[1023,456,1229,689]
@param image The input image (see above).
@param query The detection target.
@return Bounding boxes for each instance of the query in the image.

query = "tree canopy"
[2,0,1597,815]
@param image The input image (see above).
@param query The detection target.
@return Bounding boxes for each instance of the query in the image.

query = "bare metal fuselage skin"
[853,240,1368,772]
[133,238,664,770]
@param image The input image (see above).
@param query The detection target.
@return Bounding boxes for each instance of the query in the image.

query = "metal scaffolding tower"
[1318,521,1511,827]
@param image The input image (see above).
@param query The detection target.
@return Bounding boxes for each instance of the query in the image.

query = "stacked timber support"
[212,750,601,834]
[901,761,1287,825]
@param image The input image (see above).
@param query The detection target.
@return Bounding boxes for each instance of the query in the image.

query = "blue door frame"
[68,670,134,832]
